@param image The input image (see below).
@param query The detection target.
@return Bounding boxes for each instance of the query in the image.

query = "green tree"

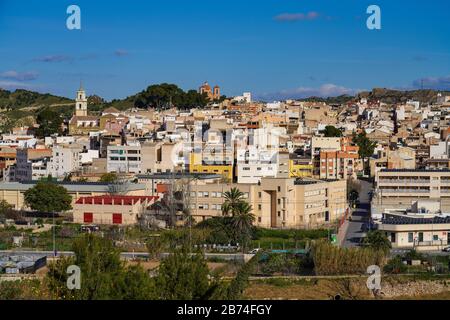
[35,108,63,138]
[212,253,260,300]
[99,172,118,183]
[46,234,156,300]
[24,182,72,213]
[0,200,13,222]
[156,248,212,300]
[322,125,343,137]
[363,230,392,254]
[222,187,244,216]
[353,130,377,175]
[232,201,255,250]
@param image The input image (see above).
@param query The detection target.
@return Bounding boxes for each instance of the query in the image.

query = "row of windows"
[110,149,141,155]
[190,191,249,199]
[191,204,222,210]
[242,167,274,171]
[109,157,141,161]
[305,201,327,209]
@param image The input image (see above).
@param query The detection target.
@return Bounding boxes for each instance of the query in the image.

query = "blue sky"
[0,0,449,101]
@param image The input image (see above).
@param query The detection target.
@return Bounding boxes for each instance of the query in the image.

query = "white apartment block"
[13,148,52,182]
[47,145,83,179]
[107,145,142,174]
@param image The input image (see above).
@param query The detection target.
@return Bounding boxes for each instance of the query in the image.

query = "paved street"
[342,179,373,248]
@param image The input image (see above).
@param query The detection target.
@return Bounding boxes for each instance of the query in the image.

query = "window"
[277,186,281,192]
[258,204,261,210]
[258,192,262,198]
[389,233,396,243]
[408,233,414,243]
[433,235,439,241]
[204,192,209,198]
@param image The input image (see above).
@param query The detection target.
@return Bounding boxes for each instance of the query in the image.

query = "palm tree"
[232,201,255,250]
[222,187,244,216]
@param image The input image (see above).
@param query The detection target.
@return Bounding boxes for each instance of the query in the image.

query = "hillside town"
[1,83,450,255]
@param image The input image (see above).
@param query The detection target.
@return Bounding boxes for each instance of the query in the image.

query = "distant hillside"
[299,94,355,105]
[300,88,450,105]
[0,89,73,111]
[0,89,75,130]
[357,88,450,105]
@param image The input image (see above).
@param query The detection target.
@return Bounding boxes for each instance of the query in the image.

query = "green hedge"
[253,228,329,240]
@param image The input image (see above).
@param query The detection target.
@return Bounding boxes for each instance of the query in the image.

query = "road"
[342,179,373,248]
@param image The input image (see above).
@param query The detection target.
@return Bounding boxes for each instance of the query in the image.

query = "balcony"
[379,179,430,184]
[381,189,429,194]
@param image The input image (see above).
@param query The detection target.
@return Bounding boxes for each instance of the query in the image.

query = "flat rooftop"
[380,169,450,173]
[0,181,146,192]
[136,173,223,180]
[382,215,450,225]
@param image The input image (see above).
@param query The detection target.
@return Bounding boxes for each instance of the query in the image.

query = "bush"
[403,249,424,261]
[258,253,308,275]
[384,256,407,274]
[312,240,386,275]
[253,228,329,241]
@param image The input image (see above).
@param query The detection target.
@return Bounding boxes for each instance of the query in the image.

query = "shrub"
[384,256,407,274]
[312,240,386,275]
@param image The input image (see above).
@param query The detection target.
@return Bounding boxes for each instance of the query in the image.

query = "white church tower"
[75,82,88,117]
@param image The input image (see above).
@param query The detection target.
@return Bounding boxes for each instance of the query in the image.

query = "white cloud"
[274,12,320,22]
[0,70,39,81]
[256,83,361,101]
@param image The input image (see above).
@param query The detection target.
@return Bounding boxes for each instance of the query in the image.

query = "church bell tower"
[75,82,88,117]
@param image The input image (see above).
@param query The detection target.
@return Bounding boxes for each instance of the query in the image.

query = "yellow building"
[189,153,233,181]
[289,159,313,178]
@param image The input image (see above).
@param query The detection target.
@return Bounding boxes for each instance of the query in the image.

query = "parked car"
[442,246,450,252]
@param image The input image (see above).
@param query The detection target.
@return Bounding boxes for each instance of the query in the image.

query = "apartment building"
[236,147,279,184]
[369,147,416,177]
[289,155,313,178]
[188,177,347,229]
[12,148,52,182]
[141,141,183,174]
[311,136,360,179]
[107,144,142,174]
[372,169,450,218]
[47,144,83,179]
[189,151,233,181]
